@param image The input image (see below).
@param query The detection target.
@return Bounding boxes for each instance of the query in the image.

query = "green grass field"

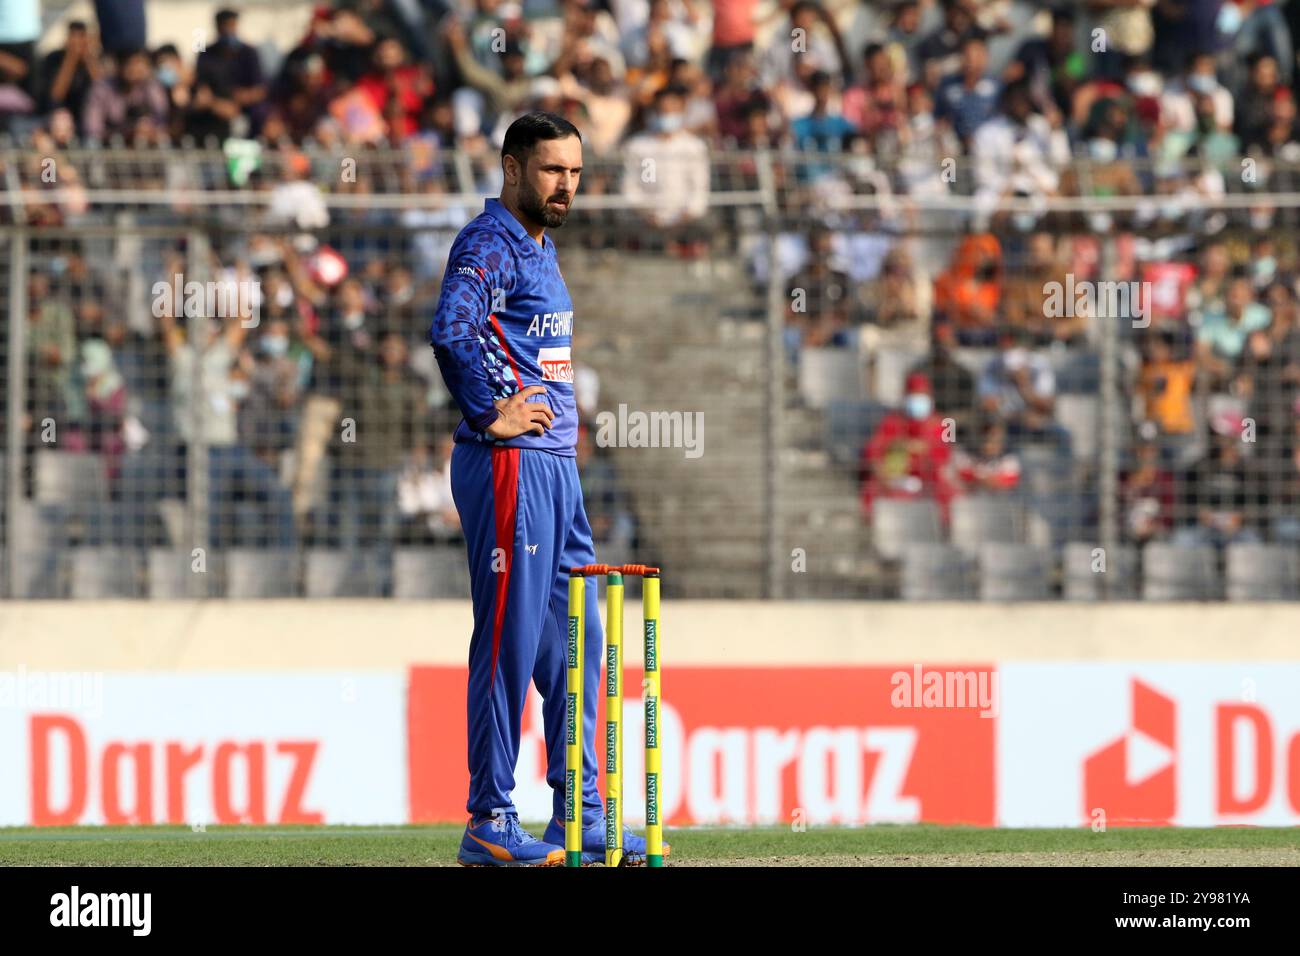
[1,824,1297,866]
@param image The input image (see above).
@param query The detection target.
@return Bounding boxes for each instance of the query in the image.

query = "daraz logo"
[1083,679,1176,825]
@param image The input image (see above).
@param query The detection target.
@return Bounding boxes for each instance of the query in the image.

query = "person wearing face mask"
[190,8,267,140]
[239,318,303,470]
[1160,52,1233,137]
[622,85,711,256]
[859,372,958,523]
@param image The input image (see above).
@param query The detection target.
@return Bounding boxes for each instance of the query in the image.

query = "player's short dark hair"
[501,111,581,169]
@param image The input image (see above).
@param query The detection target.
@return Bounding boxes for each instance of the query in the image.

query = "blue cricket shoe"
[457,813,565,867]
[542,817,671,866]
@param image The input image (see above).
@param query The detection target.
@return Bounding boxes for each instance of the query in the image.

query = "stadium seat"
[1141,543,1219,600]
[950,495,1026,553]
[872,498,943,561]
[1052,351,1101,394]
[798,347,862,409]
[900,544,976,600]
[825,399,885,467]
[304,548,384,598]
[148,547,213,599]
[979,544,1052,601]
[5,502,69,598]
[34,451,109,504]
[869,347,927,405]
[393,547,471,599]
[1054,394,1099,463]
[224,549,300,598]
[1225,543,1300,601]
[1062,542,1139,600]
[70,547,144,599]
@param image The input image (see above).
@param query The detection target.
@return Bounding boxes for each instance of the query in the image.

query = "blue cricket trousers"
[451,441,605,824]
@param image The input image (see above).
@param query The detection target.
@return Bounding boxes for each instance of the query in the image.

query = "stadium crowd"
[5,0,1300,595]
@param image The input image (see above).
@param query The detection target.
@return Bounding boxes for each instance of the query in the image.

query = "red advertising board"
[408,665,996,826]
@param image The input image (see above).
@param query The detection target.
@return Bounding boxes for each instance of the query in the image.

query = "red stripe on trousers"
[489,446,520,691]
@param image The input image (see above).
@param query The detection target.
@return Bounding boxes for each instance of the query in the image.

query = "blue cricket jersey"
[430,197,577,456]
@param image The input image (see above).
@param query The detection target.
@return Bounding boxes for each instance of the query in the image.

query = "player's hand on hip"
[486,385,554,439]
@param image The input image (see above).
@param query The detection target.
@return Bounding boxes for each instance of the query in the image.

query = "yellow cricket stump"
[604,572,623,867]
[564,564,663,868]
[565,573,585,868]
[642,572,663,867]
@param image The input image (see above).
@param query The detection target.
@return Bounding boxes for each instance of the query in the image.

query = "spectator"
[909,321,977,435]
[623,0,699,69]
[1121,431,1176,543]
[1269,428,1300,543]
[64,339,128,477]
[0,0,38,134]
[1136,324,1198,448]
[40,22,102,128]
[785,226,852,349]
[978,325,1069,454]
[790,70,856,181]
[933,233,1001,346]
[1174,434,1261,548]
[859,372,957,521]
[191,8,267,141]
[93,0,147,55]
[26,272,78,431]
[884,0,926,81]
[1235,53,1283,150]
[713,49,763,145]
[708,0,760,80]
[879,83,960,200]
[842,43,905,137]
[161,299,295,548]
[1196,272,1272,385]
[622,85,711,256]
[356,36,432,143]
[331,330,428,595]
[973,81,1068,231]
[955,418,1021,495]
[82,49,169,143]
[238,316,304,465]
[1001,232,1085,345]
[934,34,999,146]
[559,57,632,153]
[759,1,850,90]
[1238,319,1299,478]
[398,435,462,543]
[442,17,536,129]
[916,0,983,85]
[858,245,931,352]
[1006,6,1082,117]
[1160,52,1234,140]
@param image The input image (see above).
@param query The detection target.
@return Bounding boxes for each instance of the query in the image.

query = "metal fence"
[3,146,1299,600]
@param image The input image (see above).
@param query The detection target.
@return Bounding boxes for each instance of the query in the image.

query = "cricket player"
[430,112,664,866]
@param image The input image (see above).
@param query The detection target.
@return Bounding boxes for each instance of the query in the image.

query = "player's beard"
[519,179,571,229]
